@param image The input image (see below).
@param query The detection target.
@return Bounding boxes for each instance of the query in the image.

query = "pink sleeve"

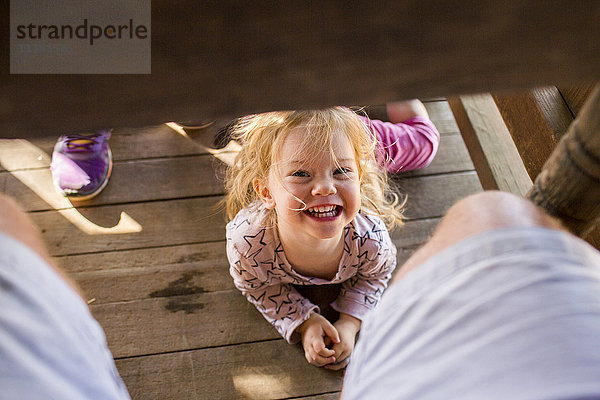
[360,116,440,173]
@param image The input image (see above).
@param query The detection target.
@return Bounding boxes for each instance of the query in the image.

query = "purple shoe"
[50,130,113,200]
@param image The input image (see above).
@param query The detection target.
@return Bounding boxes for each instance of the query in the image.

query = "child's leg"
[365,101,440,173]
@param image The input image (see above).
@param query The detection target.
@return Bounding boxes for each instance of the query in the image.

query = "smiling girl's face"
[255,126,361,243]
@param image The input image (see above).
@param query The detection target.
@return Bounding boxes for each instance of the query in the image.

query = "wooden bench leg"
[527,84,600,238]
[448,94,532,196]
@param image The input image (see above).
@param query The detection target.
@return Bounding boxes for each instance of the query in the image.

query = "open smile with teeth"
[305,205,341,218]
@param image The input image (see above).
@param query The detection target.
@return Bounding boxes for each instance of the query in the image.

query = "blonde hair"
[224,107,405,230]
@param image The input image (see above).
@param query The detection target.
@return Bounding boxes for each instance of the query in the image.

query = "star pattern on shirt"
[352,228,372,248]
[244,276,263,290]
[232,217,252,231]
[369,259,390,276]
[265,268,286,281]
[242,229,267,258]
[228,207,396,341]
[232,260,243,275]
[259,259,274,273]
[347,275,360,288]
[285,270,305,284]
[242,229,272,275]
[248,291,266,304]
[343,226,352,254]
[274,242,284,255]
[363,286,383,306]
[364,294,379,306]
[267,285,295,314]
[356,248,377,268]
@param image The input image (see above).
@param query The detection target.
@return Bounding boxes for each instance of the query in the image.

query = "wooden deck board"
[26,166,479,257]
[63,217,441,306]
[93,290,280,358]
[0,100,458,173]
[3,100,480,399]
[0,135,472,212]
[115,340,343,400]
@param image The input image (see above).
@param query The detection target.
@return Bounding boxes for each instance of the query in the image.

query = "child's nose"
[311,177,337,196]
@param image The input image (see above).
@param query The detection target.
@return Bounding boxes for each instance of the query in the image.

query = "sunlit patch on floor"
[0,139,142,234]
[165,122,242,166]
[232,371,292,400]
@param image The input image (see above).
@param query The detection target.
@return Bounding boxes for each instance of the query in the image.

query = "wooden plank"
[32,171,480,257]
[0,99,457,174]
[424,101,460,135]
[2,1,600,138]
[64,216,440,305]
[63,242,234,304]
[559,84,597,117]
[0,124,226,174]
[399,135,474,178]
[491,88,565,179]
[391,217,441,249]
[0,155,224,212]
[299,393,341,400]
[527,85,600,237]
[530,87,573,138]
[115,340,342,400]
[31,196,225,256]
[447,97,496,190]
[397,172,483,219]
[2,128,472,212]
[58,240,225,274]
[76,221,440,357]
[92,290,280,358]
[448,94,532,196]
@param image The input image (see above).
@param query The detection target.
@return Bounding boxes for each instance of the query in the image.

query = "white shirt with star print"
[226,203,397,343]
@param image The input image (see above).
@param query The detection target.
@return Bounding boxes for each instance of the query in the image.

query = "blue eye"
[334,167,351,175]
[291,170,309,177]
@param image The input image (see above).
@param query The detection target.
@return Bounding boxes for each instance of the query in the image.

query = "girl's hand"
[296,313,340,367]
[325,313,362,371]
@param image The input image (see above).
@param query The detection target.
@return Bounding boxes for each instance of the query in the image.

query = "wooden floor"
[0,100,482,399]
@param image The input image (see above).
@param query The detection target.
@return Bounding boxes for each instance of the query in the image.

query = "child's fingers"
[305,346,335,366]
[324,356,350,370]
[305,336,334,365]
[310,339,335,364]
[322,320,341,344]
[314,342,335,357]
[330,341,352,367]
[307,352,335,366]
[332,342,346,360]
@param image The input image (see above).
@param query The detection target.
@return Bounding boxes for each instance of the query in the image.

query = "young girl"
[224,101,439,370]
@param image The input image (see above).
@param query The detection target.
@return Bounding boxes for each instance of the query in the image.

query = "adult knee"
[393,191,563,283]
[444,191,563,233]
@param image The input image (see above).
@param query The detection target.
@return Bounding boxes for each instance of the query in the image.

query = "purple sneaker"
[50,130,113,200]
